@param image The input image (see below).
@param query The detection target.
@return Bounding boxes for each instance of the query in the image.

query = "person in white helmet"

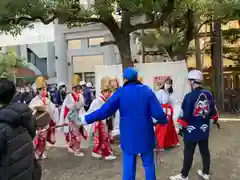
[53,82,67,107]
[81,81,94,111]
[170,69,219,180]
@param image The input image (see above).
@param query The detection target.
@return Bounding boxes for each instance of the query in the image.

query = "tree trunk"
[176,41,191,61]
[212,21,224,111]
[195,35,202,70]
[117,34,133,68]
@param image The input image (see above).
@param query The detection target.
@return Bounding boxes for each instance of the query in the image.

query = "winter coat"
[12,92,22,103]
[0,103,38,180]
[84,80,168,154]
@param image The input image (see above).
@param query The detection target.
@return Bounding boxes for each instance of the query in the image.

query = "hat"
[123,67,138,81]
[101,77,112,91]
[86,82,92,87]
[110,76,120,85]
[58,82,65,88]
[72,74,80,87]
[188,70,203,82]
[35,76,46,89]
[80,81,86,86]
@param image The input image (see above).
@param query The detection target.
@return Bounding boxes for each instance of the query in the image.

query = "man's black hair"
[0,78,16,104]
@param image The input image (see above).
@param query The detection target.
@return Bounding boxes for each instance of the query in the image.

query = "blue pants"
[122,150,156,180]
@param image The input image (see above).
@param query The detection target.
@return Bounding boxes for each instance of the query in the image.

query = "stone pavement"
[42,121,240,180]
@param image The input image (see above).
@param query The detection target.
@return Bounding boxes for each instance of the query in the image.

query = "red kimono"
[91,95,113,157]
[155,104,179,150]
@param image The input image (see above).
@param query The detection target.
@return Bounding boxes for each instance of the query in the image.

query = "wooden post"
[195,35,202,70]
[212,21,224,111]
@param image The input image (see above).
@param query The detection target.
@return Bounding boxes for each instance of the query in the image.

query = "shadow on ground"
[42,121,240,180]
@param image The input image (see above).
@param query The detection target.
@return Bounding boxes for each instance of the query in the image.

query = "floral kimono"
[59,93,87,155]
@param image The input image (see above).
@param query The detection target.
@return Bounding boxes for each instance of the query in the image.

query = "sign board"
[153,76,171,91]
[95,61,189,102]
[94,61,190,126]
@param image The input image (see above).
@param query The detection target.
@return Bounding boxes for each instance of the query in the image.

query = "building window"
[88,37,104,48]
[72,55,104,73]
[76,72,95,86]
[68,39,81,49]
[84,72,95,85]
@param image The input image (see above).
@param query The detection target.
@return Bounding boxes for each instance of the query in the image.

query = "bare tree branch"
[100,41,116,46]
[196,19,213,33]
[223,55,240,61]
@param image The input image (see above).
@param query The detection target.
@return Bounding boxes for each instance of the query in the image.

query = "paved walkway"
[42,121,240,180]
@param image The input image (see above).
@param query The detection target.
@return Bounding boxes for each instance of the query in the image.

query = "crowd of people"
[0,68,219,180]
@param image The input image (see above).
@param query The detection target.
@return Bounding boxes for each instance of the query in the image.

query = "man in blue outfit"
[75,67,168,180]
[170,70,219,180]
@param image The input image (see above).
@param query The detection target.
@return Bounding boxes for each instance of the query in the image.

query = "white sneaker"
[105,155,116,160]
[41,153,47,159]
[169,174,189,180]
[197,170,210,180]
[74,151,84,157]
[92,152,102,158]
[175,143,181,147]
[68,147,75,153]
[35,153,47,160]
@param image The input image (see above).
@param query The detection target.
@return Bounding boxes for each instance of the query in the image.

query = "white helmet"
[188,70,203,82]
[80,81,86,86]
[86,82,92,87]
[58,82,65,88]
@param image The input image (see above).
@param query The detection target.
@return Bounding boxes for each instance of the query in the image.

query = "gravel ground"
[41,121,240,180]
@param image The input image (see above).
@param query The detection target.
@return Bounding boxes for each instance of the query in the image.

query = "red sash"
[100,95,107,103]
[64,93,79,119]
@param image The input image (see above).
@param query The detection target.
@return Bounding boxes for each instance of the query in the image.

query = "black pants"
[181,139,210,178]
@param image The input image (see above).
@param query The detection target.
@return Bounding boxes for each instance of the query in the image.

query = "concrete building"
[0,20,168,86]
[54,22,138,86]
[0,22,139,85]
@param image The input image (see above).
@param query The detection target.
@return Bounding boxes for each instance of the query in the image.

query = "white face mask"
[25,88,30,92]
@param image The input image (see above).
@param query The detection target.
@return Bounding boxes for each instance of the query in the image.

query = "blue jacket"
[85,81,167,154]
[83,87,93,111]
[178,87,218,142]
[53,90,66,106]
